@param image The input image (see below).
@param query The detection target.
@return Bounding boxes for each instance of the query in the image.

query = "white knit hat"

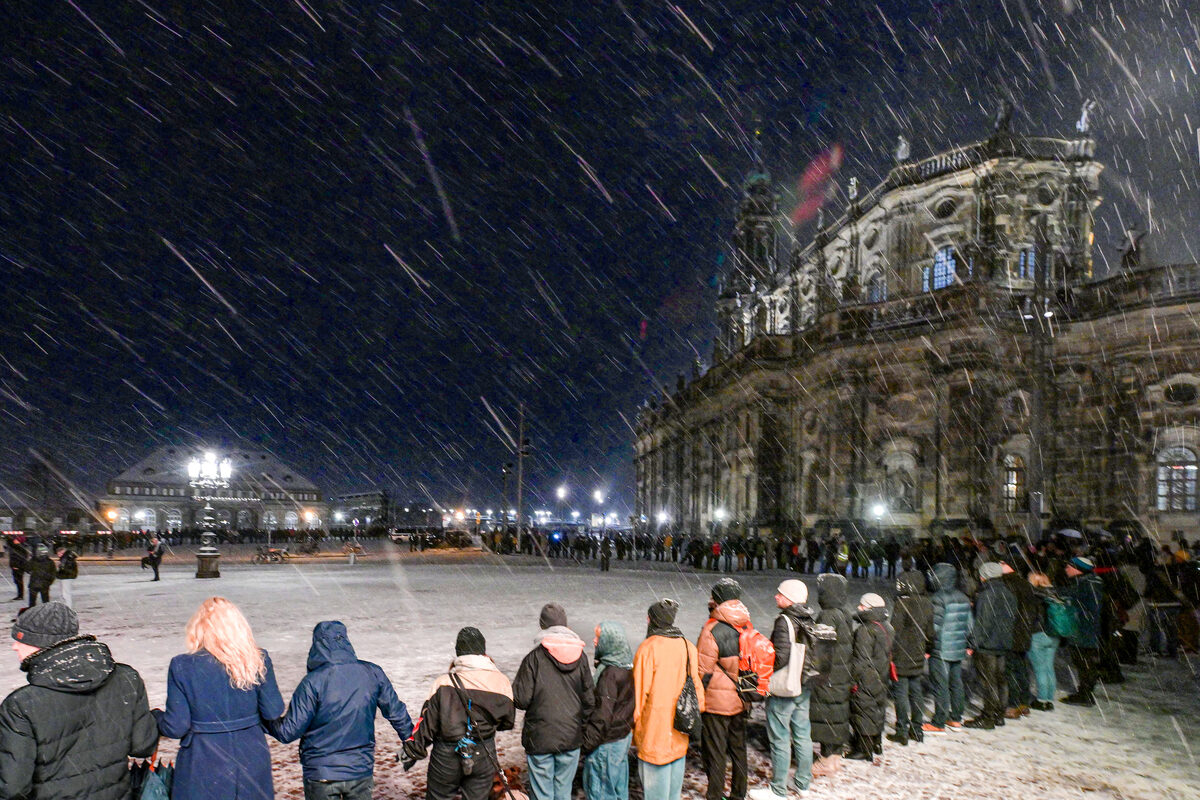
[859,592,885,609]
[777,579,808,605]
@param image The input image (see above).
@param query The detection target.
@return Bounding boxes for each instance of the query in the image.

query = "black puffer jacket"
[849,607,892,737]
[1000,571,1042,652]
[0,636,159,800]
[513,627,596,755]
[26,554,56,592]
[581,666,634,753]
[891,571,934,677]
[810,574,854,746]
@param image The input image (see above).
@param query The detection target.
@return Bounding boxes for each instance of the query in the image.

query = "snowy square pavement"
[5,553,1197,800]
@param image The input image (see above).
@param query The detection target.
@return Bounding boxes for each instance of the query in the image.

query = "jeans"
[304,776,373,800]
[27,586,50,607]
[527,749,580,800]
[10,569,23,599]
[1027,633,1059,702]
[1005,649,1031,708]
[975,652,1007,720]
[929,658,964,726]
[891,675,924,731]
[583,734,630,800]
[639,757,685,800]
[701,712,747,800]
[426,739,496,800]
[765,692,812,794]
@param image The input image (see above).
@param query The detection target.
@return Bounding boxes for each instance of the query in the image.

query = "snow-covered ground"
[5,551,1197,799]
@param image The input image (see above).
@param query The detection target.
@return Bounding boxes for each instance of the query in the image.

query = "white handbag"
[767,615,806,697]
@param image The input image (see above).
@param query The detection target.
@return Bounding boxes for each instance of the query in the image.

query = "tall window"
[867,273,887,303]
[1018,249,1036,280]
[923,247,957,292]
[1002,454,1026,511]
[1157,447,1198,511]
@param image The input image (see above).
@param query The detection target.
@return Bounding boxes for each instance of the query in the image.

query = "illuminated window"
[867,273,887,303]
[927,246,956,291]
[1156,447,1198,511]
[1002,454,1026,512]
[1018,249,1036,280]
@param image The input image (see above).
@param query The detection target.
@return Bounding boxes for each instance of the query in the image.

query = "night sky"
[1,0,1196,512]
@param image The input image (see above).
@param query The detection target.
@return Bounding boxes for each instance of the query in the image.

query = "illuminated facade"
[98,445,327,532]
[636,125,1200,542]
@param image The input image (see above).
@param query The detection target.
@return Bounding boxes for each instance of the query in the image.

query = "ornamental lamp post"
[188,451,231,579]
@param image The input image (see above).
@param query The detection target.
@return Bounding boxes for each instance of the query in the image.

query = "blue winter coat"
[1065,573,1104,649]
[930,563,973,662]
[155,650,285,800]
[266,621,413,782]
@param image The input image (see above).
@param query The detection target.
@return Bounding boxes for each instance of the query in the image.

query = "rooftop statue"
[992,98,1014,134]
[894,135,911,163]
[1076,99,1097,134]
[1118,223,1146,270]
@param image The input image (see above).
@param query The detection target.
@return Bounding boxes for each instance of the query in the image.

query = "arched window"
[137,508,157,530]
[1018,249,1036,280]
[1002,454,1026,512]
[284,511,300,529]
[1157,447,1198,511]
[867,273,888,303]
[923,247,957,292]
[262,511,278,529]
[165,509,182,531]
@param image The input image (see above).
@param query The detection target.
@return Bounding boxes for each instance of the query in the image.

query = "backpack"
[1045,596,1078,639]
[723,622,775,701]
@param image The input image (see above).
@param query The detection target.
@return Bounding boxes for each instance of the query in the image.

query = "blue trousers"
[1028,632,1059,702]
[583,734,630,800]
[765,692,812,794]
[527,750,580,800]
[639,757,685,800]
[891,675,924,730]
[929,658,965,726]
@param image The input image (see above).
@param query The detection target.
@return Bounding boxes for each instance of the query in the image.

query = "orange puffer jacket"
[697,600,751,716]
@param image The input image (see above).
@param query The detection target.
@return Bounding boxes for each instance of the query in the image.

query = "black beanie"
[12,602,78,649]
[455,626,487,656]
[711,578,742,605]
[539,603,568,630]
[648,598,679,629]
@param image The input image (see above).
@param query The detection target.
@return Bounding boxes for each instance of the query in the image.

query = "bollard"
[348,550,356,566]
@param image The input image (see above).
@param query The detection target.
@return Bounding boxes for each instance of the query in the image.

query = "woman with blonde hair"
[154,597,284,800]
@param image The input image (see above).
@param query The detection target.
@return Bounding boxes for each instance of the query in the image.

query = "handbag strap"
[448,673,518,800]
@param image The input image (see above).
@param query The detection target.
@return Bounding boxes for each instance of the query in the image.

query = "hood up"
[896,570,927,597]
[817,573,848,609]
[307,620,358,671]
[856,605,889,625]
[594,621,634,680]
[537,625,586,670]
[712,599,751,629]
[932,563,960,593]
[24,635,115,694]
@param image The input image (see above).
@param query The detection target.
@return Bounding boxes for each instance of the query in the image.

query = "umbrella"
[1057,528,1084,539]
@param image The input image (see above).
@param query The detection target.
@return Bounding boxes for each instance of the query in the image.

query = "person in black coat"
[847,593,892,761]
[0,602,159,800]
[810,574,854,768]
[267,621,413,798]
[1000,562,1042,718]
[889,569,934,745]
[513,603,596,800]
[7,536,29,601]
[582,621,635,800]
[966,563,1017,729]
[25,544,56,607]
[143,536,165,581]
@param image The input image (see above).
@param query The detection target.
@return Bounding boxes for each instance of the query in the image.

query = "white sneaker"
[748,788,788,800]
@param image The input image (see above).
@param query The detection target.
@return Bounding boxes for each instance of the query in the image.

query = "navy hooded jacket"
[266,621,413,782]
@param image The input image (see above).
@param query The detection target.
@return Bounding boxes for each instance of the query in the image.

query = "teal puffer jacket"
[930,563,973,661]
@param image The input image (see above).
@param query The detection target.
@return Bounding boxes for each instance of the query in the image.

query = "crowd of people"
[1,532,1193,800]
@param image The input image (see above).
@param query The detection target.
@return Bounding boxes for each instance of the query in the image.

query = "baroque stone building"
[98,445,327,532]
[635,123,1200,543]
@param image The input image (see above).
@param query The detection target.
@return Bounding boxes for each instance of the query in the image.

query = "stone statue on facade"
[894,135,911,163]
[991,98,1014,135]
[1076,99,1097,134]
[847,177,859,201]
[1118,224,1146,270]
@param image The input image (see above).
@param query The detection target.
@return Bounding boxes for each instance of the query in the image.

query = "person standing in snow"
[0,602,159,799]
[888,567,934,745]
[513,603,596,800]
[582,621,635,800]
[1026,572,1060,712]
[809,573,853,775]
[266,621,413,799]
[926,562,972,734]
[1000,561,1042,719]
[632,599,705,800]
[403,627,516,800]
[847,593,891,761]
[7,536,29,602]
[1061,556,1104,706]
[966,563,1017,729]
[154,597,285,800]
[697,578,752,800]
[748,579,816,800]
[25,544,56,607]
[53,545,78,609]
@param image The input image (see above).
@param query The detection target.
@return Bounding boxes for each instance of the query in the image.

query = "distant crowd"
[1,526,1194,800]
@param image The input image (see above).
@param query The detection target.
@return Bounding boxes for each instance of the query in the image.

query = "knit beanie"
[648,598,679,629]
[455,626,487,656]
[777,579,809,606]
[12,602,78,648]
[1069,556,1095,573]
[538,603,568,630]
[859,593,885,609]
[711,578,743,605]
[979,562,1004,581]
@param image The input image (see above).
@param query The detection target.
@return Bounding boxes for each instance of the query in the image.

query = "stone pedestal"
[195,553,221,579]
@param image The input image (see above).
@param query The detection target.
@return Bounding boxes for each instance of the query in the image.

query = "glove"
[402,738,426,768]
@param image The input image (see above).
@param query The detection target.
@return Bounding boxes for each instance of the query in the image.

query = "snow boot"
[846,735,873,761]
[886,728,908,746]
[909,724,923,743]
